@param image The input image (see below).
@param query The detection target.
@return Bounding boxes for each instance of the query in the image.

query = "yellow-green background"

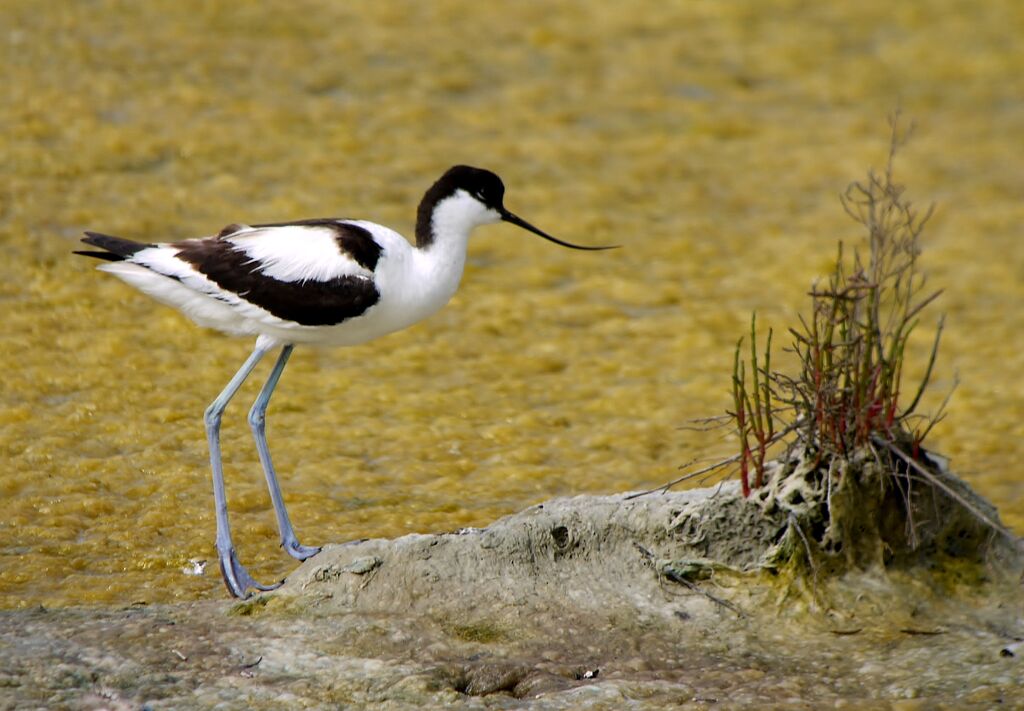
[2,1,1021,607]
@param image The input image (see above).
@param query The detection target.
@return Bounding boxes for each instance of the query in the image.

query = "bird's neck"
[417,189,495,250]
[414,196,473,282]
[414,203,438,249]
[407,194,486,314]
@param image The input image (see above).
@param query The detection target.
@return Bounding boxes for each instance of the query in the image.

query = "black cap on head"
[439,165,507,211]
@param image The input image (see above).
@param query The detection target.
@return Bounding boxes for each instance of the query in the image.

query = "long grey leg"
[205,340,280,598]
[248,345,321,561]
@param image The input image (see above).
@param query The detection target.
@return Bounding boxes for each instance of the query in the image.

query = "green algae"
[444,620,510,645]
[228,594,271,617]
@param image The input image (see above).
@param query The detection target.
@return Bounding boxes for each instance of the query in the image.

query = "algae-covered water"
[2,1,1022,608]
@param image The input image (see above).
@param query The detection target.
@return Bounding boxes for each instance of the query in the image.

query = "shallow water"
[1,1,1021,608]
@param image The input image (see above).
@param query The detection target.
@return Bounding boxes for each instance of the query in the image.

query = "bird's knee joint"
[247,407,266,429]
[204,407,223,430]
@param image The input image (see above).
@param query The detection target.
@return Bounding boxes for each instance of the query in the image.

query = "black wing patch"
[251,218,383,271]
[175,239,380,327]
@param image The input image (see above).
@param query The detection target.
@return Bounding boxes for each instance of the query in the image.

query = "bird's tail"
[74,231,154,262]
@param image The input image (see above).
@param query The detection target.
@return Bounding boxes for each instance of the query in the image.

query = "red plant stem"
[885,392,898,428]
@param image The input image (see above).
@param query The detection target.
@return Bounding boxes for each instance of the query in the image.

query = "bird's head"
[418,165,619,250]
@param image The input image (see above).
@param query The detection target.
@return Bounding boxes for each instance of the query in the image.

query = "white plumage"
[75,165,615,598]
[231,224,369,284]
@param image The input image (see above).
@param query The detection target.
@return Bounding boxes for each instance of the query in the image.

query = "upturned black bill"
[501,210,619,251]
